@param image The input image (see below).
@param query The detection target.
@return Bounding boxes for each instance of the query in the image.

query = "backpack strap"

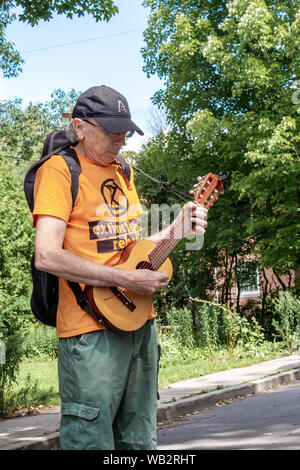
[24,145,81,213]
[59,148,81,207]
[116,155,131,182]
[67,281,104,327]
[59,151,130,205]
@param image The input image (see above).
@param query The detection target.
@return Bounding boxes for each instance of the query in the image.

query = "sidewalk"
[1,354,300,450]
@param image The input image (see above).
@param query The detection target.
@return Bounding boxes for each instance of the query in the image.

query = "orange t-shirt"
[33,150,155,337]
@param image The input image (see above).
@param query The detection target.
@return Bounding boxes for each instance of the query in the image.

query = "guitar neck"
[145,171,229,272]
[148,212,190,271]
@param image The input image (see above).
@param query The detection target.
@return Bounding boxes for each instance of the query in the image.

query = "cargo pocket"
[60,402,101,450]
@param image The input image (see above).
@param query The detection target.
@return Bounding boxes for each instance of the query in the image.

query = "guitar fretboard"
[148,211,192,271]
[138,172,228,272]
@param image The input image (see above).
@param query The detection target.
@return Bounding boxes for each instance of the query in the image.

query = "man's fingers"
[158,270,169,281]
[192,204,208,219]
[191,216,208,228]
[128,269,169,295]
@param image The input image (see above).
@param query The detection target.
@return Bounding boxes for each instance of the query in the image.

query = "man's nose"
[115,132,127,145]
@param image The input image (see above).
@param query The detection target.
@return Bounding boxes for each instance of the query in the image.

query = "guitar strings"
[136,179,219,272]
[137,213,186,271]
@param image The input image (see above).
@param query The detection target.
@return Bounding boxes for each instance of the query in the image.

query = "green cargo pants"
[58,319,159,450]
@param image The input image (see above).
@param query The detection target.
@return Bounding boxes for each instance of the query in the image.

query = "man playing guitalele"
[33,85,207,450]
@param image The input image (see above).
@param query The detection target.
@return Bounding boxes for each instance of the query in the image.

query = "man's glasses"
[82,119,134,139]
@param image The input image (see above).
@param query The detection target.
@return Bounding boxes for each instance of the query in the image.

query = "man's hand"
[176,201,208,238]
[121,269,169,296]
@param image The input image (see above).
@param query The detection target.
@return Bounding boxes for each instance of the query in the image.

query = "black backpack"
[24,130,131,327]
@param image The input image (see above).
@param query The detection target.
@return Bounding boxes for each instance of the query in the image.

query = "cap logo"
[117,100,127,114]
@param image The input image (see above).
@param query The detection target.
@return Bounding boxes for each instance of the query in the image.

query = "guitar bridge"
[109,287,136,312]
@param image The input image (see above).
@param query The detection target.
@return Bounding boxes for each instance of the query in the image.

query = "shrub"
[0,164,34,416]
[164,306,195,349]
[0,332,24,416]
[238,316,265,345]
[191,299,241,351]
[22,326,58,359]
[272,291,300,351]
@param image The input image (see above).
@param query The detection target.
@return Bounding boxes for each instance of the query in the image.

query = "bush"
[157,329,185,368]
[0,325,58,416]
[22,326,58,359]
[238,316,265,346]
[164,306,195,349]
[0,164,34,416]
[272,291,300,351]
[5,374,41,415]
[157,323,207,369]
[194,301,219,351]
[191,299,241,351]
[0,164,34,335]
[0,332,24,416]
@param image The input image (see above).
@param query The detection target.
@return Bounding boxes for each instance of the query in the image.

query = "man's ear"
[73,118,85,140]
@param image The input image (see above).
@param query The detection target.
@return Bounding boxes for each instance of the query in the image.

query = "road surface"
[157,381,300,450]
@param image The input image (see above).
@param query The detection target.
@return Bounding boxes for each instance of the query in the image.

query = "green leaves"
[0,1,118,78]
[0,3,24,78]
[16,1,118,25]
[140,0,300,307]
[0,89,81,165]
[0,162,34,335]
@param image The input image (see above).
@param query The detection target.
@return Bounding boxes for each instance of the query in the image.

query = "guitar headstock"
[191,171,230,208]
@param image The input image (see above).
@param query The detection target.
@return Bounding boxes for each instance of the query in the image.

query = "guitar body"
[84,239,173,332]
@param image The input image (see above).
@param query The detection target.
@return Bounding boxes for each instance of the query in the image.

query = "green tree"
[0,89,80,167]
[140,0,300,307]
[0,0,118,78]
[0,158,34,415]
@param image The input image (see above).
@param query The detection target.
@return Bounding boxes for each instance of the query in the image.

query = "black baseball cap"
[65,85,144,136]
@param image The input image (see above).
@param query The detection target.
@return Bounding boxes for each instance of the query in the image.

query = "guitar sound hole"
[136,261,154,270]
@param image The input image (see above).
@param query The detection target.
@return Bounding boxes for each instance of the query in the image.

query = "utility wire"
[21,29,143,54]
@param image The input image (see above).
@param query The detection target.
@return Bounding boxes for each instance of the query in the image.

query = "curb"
[157,367,300,422]
[9,432,60,451]
[10,367,300,450]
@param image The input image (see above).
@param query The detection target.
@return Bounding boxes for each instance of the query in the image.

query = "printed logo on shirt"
[101,179,129,217]
[88,218,142,253]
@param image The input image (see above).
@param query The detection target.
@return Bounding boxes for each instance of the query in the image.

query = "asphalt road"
[157,381,300,450]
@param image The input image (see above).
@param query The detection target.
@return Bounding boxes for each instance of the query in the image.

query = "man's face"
[74,117,127,166]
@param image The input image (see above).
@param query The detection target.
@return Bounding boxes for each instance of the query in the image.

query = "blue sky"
[0,0,164,151]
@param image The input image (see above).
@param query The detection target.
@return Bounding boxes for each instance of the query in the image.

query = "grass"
[10,358,61,408]
[8,345,288,412]
[158,349,286,388]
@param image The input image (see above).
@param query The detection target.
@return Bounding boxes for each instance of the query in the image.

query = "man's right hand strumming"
[118,269,169,296]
